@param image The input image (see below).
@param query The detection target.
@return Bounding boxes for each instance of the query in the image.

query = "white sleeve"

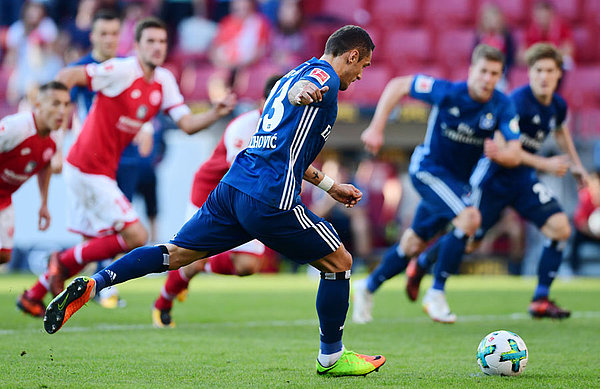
[224,111,259,164]
[157,68,191,123]
[85,58,138,96]
[50,129,65,151]
[0,114,32,153]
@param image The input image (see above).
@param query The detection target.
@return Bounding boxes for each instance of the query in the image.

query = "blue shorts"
[409,162,472,241]
[473,167,563,239]
[170,183,341,264]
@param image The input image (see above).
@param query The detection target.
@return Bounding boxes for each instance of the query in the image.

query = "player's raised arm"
[56,66,88,90]
[176,92,237,135]
[303,165,362,208]
[554,124,588,186]
[361,75,414,155]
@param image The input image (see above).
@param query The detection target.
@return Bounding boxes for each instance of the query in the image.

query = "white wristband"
[317,175,335,192]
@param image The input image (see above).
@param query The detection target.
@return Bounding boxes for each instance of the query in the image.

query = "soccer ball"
[588,208,600,236]
[476,330,528,376]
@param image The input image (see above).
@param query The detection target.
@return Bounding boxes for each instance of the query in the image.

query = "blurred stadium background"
[1,0,600,277]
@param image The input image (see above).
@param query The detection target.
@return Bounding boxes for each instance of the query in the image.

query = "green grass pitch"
[1,273,599,388]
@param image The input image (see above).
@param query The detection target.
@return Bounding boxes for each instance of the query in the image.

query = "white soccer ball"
[476,330,528,376]
[588,208,600,237]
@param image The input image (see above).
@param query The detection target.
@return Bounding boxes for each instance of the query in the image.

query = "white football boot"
[352,278,374,324]
[422,288,456,323]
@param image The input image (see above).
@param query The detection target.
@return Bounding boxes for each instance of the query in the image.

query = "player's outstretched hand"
[361,125,384,155]
[214,92,237,117]
[293,83,328,106]
[544,155,570,177]
[38,204,51,231]
[328,183,363,208]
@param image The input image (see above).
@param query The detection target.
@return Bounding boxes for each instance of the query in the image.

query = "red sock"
[155,269,190,311]
[59,234,129,275]
[207,252,235,275]
[25,278,48,301]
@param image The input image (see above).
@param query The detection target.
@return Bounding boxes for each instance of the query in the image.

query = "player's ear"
[347,49,359,64]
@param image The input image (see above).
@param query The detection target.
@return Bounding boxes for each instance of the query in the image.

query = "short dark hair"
[135,17,167,43]
[92,9,120,28]
[263,75,283,99]
[324,25,375,61]
[39,81,69,94]
[471,44,505,66]
[525,43,563,69]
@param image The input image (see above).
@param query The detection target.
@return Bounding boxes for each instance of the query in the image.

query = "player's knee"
[455,207,481,236]
[0,251,11,264]
[121,223,148,249]
[544,213,571,241]
[400,231,426,257]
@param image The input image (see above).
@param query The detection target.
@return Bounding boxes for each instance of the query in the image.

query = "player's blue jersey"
[222,57,340,210]
[69,53,98,122]
[408,75,520,183]
[471,85,568,190]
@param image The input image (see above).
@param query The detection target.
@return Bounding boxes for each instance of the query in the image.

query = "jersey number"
[260,78,294,132]
[532,183,552,204]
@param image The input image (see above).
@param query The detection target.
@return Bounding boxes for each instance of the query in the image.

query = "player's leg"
[515,179,571,319]
[44,182,252,334]
[0,204,14,265]
[247,200,385,376]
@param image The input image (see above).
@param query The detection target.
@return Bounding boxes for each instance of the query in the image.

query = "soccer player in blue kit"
[43,25,386,377]
[406,43,587,320]
[353,44,522,324]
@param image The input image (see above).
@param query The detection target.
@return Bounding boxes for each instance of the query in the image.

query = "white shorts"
[0,205,15,252]
[64,162,139,237]
[185,202,265,256]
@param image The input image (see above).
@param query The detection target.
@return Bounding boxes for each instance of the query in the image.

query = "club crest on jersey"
[24,161,36,173]
[308,68,330,86]
[149,90,162,106]
[136,105,148,120]
[479,113,495,130]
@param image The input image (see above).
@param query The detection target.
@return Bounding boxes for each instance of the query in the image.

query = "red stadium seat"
[573,26,599,63]
[320,0,366,23]
[371,0,422,25]
[583,0,600,24]
[382,28,433,70]
[553,0,582,23]
[340,65,392,106]
[508,66,529,90]
[561,66,600,109]
[236,62,282,100]
[574,108,600,138]
[179,65,214,102]
[423,0,476,27]
[435,29,475,69]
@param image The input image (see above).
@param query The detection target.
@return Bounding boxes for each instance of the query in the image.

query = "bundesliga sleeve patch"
[414,75,434,93]
[308,68,330,86]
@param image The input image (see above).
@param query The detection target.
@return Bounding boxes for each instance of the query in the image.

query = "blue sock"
[366,243,408,293]
[317,271,350,354]
[418,239,441,269]
[533,239,564,300]
[92,245,170,293]
[432,229,467,291]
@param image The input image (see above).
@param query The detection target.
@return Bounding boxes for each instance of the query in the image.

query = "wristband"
[317,175,334,192]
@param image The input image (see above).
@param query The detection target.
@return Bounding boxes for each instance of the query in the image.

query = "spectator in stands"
[474,3,515,90]
[117,1,151,56]
[4,1,63,105]
[63,0,97,55]
[209,0,271,93]
[176,0,218,58]
[570,170,600,274]
[271,0,311,72]
[523,0,575,69]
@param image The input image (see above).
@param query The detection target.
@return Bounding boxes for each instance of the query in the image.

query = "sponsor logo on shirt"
[1,168,30,184]
[414,75,434,93]
[308,69,330,86]
[116,116,144,134]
